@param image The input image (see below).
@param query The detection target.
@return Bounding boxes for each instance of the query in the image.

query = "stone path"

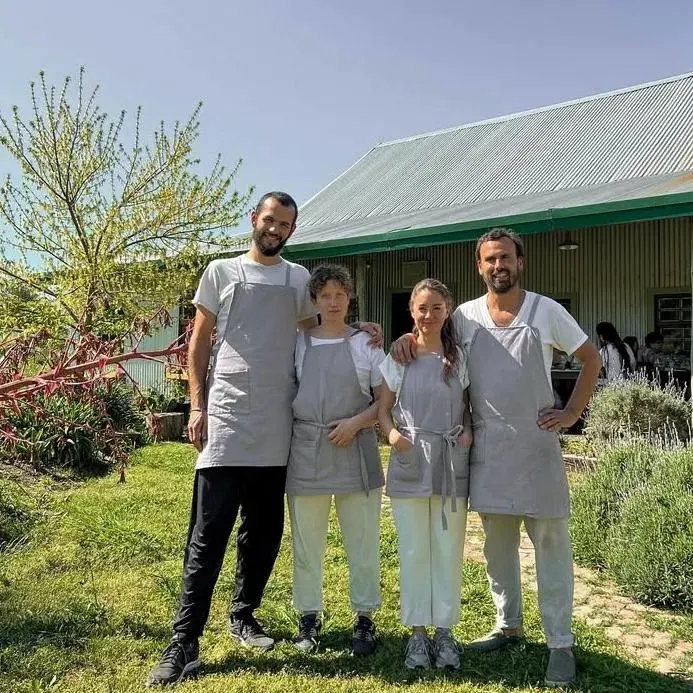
[463,513,693,688]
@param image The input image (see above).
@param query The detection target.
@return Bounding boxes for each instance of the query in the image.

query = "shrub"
[584,374,691,442]
[99,382,149,446]
[571,442,659,568]
[608,483,693,609]
[571,442,693,610]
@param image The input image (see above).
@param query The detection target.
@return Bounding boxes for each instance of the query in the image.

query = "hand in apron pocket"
[391,440,420,483]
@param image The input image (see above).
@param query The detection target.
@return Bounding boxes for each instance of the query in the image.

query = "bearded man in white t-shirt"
[394,228,601,688]
[147,191,382,687]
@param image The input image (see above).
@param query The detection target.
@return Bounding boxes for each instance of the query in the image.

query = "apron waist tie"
[295,419,370,495]
[401,424,464,530]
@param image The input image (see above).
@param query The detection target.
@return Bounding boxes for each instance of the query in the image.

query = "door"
[390,291,413,344]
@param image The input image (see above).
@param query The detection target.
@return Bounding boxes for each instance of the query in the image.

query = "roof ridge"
[377,71,693,147]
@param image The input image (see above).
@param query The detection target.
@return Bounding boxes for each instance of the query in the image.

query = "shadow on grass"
[199,636,690,692]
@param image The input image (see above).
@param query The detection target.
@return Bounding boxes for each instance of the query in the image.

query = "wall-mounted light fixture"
[558,237,579,251]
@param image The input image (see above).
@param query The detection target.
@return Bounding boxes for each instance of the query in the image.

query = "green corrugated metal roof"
[286,73,693,257]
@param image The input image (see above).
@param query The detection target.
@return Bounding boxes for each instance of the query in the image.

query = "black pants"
[172,465,287,639]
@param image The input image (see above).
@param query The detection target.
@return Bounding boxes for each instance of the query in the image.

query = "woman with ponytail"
[596,321,636,380]
[378,278,472,671]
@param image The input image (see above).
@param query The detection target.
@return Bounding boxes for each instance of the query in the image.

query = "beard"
[253,229,288,257]
[486,269,519,293]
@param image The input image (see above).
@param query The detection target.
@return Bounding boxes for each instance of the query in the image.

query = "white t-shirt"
[453,292,589,385]
[295,330,386,397]
[192,256,317,337]
[379,347,470,398]
[600,343,636,380]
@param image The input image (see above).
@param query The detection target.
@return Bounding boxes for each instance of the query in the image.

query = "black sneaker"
[352,615,377,656]
[146,634,200,687]
[229,613,275,651]
[293,613,322,653]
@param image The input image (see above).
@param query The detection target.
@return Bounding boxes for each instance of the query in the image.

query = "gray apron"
[386,353,469,529]
[467,294,570,518]
[286,330,383,495]
[197,257,298,467]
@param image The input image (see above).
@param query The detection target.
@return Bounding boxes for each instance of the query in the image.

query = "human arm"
[459,389,473,447]
[298,316,319,330]
[377,383,413,453]
[187,305,216,451]
[538,339,601,432]
[328,385,381,447]
[351,321,383,348]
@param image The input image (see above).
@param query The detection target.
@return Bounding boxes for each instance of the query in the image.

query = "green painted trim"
[283,189,693,260]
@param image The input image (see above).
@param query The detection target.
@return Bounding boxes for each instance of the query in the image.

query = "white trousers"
[288,489,382,614]
[391,496,467,628]
[481,513,574,649]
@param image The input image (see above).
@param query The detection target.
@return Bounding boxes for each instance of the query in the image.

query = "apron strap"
[526,293,542,327]
[236,255,247,283]
[284,261,291,286]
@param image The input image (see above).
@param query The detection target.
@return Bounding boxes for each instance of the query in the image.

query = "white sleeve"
[547,300,589,355]
[379,355,405,394]
[193,261,222,315]
[295,266,318,322]
[368,344,386,389]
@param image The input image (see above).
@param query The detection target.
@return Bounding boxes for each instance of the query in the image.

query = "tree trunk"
[147,412,184,442]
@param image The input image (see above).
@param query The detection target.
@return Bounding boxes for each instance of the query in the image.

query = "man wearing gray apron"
[458,229,601,688]
[147,192,319,687]
[391,228,600,688]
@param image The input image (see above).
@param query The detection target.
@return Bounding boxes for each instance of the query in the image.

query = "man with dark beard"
[393,228,601,688]
[148,192,320,686]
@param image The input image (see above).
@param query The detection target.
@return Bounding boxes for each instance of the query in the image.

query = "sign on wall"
[401,260,429,288]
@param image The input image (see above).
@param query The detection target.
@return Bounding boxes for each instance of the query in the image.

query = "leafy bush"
[143,382,186,414]
[99,382,148,446]
[571,442,693,609]
[571,442,659,567]
[584,374,691,442]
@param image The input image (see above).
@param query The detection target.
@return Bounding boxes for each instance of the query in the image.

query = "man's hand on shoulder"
[356,322,383,348]
[390,333,417,364]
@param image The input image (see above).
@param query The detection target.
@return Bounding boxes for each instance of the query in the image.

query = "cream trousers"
[391,496,467,628]
[288,489,382,614]
[481,513,574,649]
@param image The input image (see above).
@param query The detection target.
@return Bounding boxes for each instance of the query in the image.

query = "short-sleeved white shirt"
[600,343,636,380]
[453,292,589,385]
[295,330,385,398]
[192,256,317,337]
[379,346,470,398]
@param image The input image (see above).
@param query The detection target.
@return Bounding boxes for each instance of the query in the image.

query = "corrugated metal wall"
[124,305,180,395]
[137,219,692,392]
[353,218,692,346]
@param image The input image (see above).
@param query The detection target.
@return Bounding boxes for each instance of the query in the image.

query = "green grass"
[0,444,687,692]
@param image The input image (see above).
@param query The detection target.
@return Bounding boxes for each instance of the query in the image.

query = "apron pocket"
[452,445,470,478]
[391,445,420,483]
[208,369,251,415]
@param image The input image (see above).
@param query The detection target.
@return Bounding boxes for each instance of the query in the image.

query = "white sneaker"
[405,631,432,669]
[433,629,460,670]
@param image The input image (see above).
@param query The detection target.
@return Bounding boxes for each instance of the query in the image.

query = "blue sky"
[1,0,692,226]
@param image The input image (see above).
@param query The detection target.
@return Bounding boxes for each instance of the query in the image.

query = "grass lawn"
[0,443,686,693]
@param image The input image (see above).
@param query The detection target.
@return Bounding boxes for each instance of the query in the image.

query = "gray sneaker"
[228,613,275,651]
[433,629,460,670]
[469,628,523,653]
[545,647,576,688]
[405,631,433,670]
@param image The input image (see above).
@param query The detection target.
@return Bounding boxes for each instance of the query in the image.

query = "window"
[655,293,691,356]
[549,295,577,318]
